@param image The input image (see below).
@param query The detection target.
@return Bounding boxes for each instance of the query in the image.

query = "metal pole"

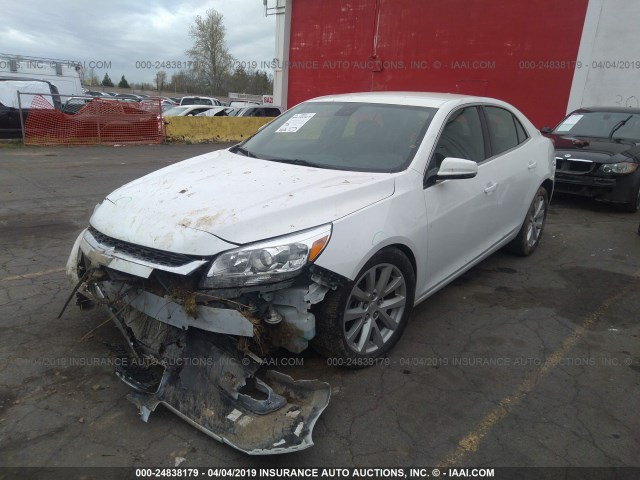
[17,91,26,145]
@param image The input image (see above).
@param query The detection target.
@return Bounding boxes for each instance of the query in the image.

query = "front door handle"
[484,182,498,194]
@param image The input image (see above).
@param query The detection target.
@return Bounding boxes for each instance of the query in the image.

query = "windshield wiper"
[608,115,632,142]
[229,145,255,157]
[265,158,322,168]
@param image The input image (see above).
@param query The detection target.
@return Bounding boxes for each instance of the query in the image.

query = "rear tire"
[506,186,549,256]
[311,248,415,368]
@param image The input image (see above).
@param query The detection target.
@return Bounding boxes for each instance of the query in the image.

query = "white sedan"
[65,92,554,454]
[162,105,220,116]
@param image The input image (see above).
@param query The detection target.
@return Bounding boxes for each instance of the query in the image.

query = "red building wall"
[287,0,589,127]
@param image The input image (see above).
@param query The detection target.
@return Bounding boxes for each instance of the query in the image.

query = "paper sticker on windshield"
[276,113,316,133]
[555,114,583,132]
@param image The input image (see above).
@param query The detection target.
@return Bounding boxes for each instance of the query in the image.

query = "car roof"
[573,106,640,115]
[306,91,504,108]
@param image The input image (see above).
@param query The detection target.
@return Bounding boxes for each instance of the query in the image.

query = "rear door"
[481,105,536,242]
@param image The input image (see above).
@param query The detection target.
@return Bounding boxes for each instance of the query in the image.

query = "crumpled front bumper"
[65,228,331,454]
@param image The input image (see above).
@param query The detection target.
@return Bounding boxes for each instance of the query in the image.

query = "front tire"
[312,248,415,366]
[506,186,549,256]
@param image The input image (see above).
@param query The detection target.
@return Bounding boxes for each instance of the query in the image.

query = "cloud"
[0,0,276,84]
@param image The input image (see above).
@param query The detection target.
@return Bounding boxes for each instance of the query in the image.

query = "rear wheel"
[312,248,415,367]
[506,186,548,256]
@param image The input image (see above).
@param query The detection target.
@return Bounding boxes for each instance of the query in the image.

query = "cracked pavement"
[0,143,638,468]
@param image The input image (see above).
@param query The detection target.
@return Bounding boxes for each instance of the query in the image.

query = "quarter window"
[514,116,528,143]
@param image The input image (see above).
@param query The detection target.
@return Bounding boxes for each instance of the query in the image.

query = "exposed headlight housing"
[598,162,638,175]
[201,224,332,288]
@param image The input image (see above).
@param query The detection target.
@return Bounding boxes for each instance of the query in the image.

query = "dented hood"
[90,149,395,255]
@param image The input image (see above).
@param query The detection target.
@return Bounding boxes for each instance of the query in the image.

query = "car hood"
[90,149,395,255]
[548,134,640,163]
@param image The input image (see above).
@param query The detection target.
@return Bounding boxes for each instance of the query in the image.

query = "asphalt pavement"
[0,143,638,470]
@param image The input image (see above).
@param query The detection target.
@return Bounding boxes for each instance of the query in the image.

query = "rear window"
[181,97,212,106]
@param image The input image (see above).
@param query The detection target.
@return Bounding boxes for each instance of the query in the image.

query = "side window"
[485,106,521,155]
[432,106,486,167]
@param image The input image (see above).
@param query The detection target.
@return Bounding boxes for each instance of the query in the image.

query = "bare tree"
[186,9,234,95]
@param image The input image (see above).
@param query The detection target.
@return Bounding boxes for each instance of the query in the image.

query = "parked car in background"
[0,78,60,138]
[85,90,109,97]
[542,107,640,212]
[227,105,284,117]
[66,92,553,454]
[229,100,261,108]
[179,96,222,106]
[114,93,141,102]
[61,98,162,139]
[163,105,220,116]
[62,97,92,114]
[195,106,237,117]
[161,101,176,112]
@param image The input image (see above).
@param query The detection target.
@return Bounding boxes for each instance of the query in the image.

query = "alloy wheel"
[343,263,407,354]
[526,194,546,248]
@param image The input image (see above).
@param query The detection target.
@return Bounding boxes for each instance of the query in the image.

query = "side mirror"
[540,126,553,134]
[436,157,478,180]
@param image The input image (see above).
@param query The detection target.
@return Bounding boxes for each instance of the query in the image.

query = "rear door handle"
[528,161,538,170]
[484,182,498,194]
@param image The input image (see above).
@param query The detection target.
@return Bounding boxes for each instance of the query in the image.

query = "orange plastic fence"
[24,95,164,145]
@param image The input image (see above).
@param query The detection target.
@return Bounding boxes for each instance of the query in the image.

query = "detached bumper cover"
[119,333,330,455]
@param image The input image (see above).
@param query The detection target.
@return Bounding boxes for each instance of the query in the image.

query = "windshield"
[239,101,436,172]
[554,111,640,141]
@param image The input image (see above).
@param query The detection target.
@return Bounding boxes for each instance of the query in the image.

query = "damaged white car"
[65,92,554,454]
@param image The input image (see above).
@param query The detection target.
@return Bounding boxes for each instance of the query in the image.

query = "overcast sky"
[0,0,276,85]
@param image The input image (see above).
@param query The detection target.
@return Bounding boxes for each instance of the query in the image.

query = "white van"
[0,54,83,98]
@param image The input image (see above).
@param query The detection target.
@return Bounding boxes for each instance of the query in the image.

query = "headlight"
[598,162,638,175]
[201,224,332,288]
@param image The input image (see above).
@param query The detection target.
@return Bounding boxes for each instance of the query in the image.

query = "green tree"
[229,65,250,93]
[118,75,130,89]
[186,8,234,94]
[101,73,114,87]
